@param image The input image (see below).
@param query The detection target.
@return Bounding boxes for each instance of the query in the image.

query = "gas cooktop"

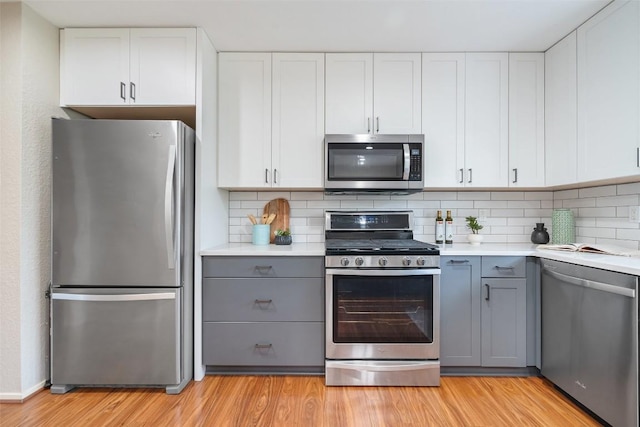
[325,238,440,256]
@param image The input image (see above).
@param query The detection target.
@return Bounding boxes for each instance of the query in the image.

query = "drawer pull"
[494,266,515,270]
[448,260,470,264]
[254,265,273,273]
[254,343,273,350]
[254,299,273,306]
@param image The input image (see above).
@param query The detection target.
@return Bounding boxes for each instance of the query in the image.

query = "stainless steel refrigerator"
[50,118,194,394]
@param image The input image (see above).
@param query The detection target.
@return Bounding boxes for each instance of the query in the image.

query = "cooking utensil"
[266,213,276,224]
[261,214,268,224]
[247,214,257,225]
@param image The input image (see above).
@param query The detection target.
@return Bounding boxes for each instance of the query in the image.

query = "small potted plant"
[274,228,292,245]
[465,216,484,245]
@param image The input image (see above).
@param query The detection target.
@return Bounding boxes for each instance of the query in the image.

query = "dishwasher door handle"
[544,268,636,298]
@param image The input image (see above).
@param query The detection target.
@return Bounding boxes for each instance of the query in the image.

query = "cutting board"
[263,198,290,243]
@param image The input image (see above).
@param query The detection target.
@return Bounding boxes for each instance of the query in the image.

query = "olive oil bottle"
[435,210,444,244]
[445,210,454,244]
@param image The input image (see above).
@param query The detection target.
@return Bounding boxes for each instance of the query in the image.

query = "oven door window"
[327,143,405,181]
[332,274,434,343]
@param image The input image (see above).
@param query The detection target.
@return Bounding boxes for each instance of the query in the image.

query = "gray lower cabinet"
[202,256,324,372]
[441,256,527,368]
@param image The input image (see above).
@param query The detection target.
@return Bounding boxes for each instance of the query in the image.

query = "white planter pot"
[467,234,484,245]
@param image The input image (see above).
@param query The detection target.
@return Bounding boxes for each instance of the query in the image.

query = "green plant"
[274,228,291,237]
[465,216,483,234]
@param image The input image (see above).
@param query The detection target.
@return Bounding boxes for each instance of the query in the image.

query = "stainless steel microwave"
[324,134,424,194]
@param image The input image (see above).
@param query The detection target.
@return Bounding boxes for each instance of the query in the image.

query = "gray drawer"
[202,322,324,366]
[203,256,323,278]
[481,256,526,278]
[203,278,324,322]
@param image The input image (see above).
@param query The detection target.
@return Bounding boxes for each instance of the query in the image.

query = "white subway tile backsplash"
[578,185,616,198]
[226,182,640,247]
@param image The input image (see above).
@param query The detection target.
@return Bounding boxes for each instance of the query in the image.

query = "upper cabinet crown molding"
[60,28,196,107]
[325,53,421,134]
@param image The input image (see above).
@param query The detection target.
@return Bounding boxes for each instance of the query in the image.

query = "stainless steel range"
[324,210,441,386]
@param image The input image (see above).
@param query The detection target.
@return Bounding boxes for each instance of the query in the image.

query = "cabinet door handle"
[485,284,490,301]
[254,343,273,350]
[130,82,136,101]
[254,299,273,307]
[367,117,371,133]
[459,168,464,184]
[512,168,518,183]
[376,117,380,133]
[273,169,278,184]
[265,168,270,184]
[120,82,126,101]
[468,168,472,184]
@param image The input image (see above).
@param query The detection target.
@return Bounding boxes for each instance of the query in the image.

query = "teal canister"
[252,224,271,245]
[551,209,575,244]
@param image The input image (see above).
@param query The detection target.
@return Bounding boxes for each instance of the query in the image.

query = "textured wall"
[0,2,25,397]
[0,3,65,399]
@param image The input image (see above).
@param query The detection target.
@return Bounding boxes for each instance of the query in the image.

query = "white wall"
[0,2,69,400]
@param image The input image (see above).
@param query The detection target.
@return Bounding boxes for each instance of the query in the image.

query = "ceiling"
[24,0,612,52]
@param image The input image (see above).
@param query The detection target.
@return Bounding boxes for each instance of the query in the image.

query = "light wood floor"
[0,375,602,426]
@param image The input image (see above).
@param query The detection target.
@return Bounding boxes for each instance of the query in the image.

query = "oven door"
[325,268,440,360]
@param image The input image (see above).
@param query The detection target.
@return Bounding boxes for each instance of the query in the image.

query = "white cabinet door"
[422,53,465,187]
[373,53,422,134]
[60,28,130,106]
[545,32,578,187]
[577,0,640,181]
[218,53,272,188]
[272,53,325,188]
[129,28,196,105]
[465,53,509,187]
[325,53,373,134]
[509,53,545,187]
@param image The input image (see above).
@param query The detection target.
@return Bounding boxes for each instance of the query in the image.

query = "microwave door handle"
[403,144,410,180]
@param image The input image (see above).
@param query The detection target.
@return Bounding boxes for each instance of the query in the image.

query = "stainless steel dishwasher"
[541,259,638,427]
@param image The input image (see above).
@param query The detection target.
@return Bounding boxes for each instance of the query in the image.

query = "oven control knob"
[378,257,388,267]
[355,257,364,266]
[402,257,412,266]
[340,257,350,266]
[416,257,426,266]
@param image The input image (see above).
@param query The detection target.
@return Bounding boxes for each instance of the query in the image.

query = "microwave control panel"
[409,145,422,181]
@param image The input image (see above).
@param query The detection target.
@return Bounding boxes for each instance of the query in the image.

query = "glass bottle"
[435,210,444,244]
[445,210,454,244]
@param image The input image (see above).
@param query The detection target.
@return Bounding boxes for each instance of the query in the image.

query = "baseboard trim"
[0,380,47,402]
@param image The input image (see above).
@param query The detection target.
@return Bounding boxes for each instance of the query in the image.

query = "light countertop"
[200,242,640,276]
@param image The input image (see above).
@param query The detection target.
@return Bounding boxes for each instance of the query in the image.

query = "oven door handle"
[326,269,441,276]
[327,361,436,372]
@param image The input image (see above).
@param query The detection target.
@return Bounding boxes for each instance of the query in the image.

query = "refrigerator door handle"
[165,145,176,270]
[51,292,176,302]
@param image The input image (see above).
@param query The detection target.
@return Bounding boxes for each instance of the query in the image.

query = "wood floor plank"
[0,376,602,427]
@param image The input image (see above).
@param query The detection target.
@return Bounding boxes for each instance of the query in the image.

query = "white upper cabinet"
[464,53,509,187]
[422,53,510,188]
[577,0,640,182]
[271,53,325,188]
[422,53,466,187]
[545,32,578,187]
[218,53,325,189]
[218,53,272,188]
[325,53,421,134]
[60,28,196,106]
[325,53,373,134]
[508,53,545,187]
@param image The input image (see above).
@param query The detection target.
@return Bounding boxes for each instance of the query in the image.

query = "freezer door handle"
[164,145,176,270]
[51,292,176,302]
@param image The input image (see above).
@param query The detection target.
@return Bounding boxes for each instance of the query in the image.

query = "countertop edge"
[199,243,640,276]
